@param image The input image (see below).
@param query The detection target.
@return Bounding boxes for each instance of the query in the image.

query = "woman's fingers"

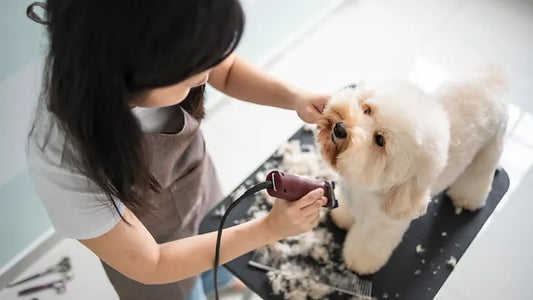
[295,188,324,209]
[302,197,326,216]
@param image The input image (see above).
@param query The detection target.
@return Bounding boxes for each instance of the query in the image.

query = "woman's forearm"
[152,216,279,284]
[81,207,280,285]
[82,193,323,285]
[209,55,299,110]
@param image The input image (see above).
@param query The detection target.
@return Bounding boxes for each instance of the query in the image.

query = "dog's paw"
[448,193,486,211]
[330,207,355,230]
[343,242,386,275]
[449,195,486,212]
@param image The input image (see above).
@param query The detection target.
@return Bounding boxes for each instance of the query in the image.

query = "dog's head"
[317,82,450,219]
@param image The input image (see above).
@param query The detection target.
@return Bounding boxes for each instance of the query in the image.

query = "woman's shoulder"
[27,107,124,240]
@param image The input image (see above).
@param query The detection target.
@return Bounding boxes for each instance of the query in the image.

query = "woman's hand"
[294,92,331,124]
[264,188,327,240]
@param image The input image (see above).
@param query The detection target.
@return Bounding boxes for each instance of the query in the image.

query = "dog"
[316,66,508,274]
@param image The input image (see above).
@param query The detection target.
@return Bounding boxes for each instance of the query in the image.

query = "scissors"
[7,257,71,288]
[17,274,74,296]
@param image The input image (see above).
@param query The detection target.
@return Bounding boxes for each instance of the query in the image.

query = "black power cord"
[214,180,274,300]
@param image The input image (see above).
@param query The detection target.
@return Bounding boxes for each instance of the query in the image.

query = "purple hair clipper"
[265,170,338,208]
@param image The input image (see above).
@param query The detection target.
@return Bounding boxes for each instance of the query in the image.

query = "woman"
[27,0,329,299]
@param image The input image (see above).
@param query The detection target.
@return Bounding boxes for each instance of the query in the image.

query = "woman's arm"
[80,188,326,284]
[208,54,330,124]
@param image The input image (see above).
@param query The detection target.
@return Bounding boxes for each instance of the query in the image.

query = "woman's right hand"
[264,188,327,240]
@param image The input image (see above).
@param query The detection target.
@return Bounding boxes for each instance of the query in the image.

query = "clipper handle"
[266,171,338,208]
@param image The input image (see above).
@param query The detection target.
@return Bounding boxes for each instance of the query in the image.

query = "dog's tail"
[476,64,508,96]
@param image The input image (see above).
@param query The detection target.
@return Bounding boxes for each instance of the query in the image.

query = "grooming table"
[200,127,510,299]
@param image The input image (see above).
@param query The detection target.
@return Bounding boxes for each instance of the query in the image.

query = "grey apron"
[101,106,223,300]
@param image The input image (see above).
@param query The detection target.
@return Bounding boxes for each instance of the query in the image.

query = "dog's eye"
[363,106,372,115]
[374,133,385,147]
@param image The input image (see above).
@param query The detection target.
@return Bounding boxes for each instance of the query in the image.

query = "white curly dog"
[316,66,508,274]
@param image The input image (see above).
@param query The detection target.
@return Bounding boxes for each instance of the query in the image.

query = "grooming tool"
[249,251,373,299]
[7,257,71,288]
[213,170,339,300]
[17,274,74,296]
[266,170,338,208]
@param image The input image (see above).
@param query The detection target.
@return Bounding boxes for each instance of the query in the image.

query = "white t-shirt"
[27,105,179,240]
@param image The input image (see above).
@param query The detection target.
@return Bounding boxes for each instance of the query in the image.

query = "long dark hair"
[33,0,244,215]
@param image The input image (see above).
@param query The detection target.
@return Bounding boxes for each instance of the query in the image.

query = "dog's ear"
[382,178,430,220]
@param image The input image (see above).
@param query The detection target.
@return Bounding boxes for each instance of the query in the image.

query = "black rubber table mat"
[200,127,510,299]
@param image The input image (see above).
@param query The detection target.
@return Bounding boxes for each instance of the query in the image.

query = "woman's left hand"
[293,91,331,124]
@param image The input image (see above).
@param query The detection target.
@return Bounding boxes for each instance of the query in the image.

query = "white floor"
[2,0,533,299]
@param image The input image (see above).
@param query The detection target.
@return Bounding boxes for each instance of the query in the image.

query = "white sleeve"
[27,142,124,240]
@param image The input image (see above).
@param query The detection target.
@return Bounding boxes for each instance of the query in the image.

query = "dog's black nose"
[333,122,347,139]
[344,83,357,90]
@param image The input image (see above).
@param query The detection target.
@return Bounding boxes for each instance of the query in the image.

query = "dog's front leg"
[342,219,410,274]
[331,204,356,230]
[330,184,356,230]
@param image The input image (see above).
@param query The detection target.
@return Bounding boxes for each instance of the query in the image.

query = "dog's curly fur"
[317,66,508,274]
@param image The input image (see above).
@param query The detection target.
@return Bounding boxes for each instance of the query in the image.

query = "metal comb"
[249,251,373,299]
